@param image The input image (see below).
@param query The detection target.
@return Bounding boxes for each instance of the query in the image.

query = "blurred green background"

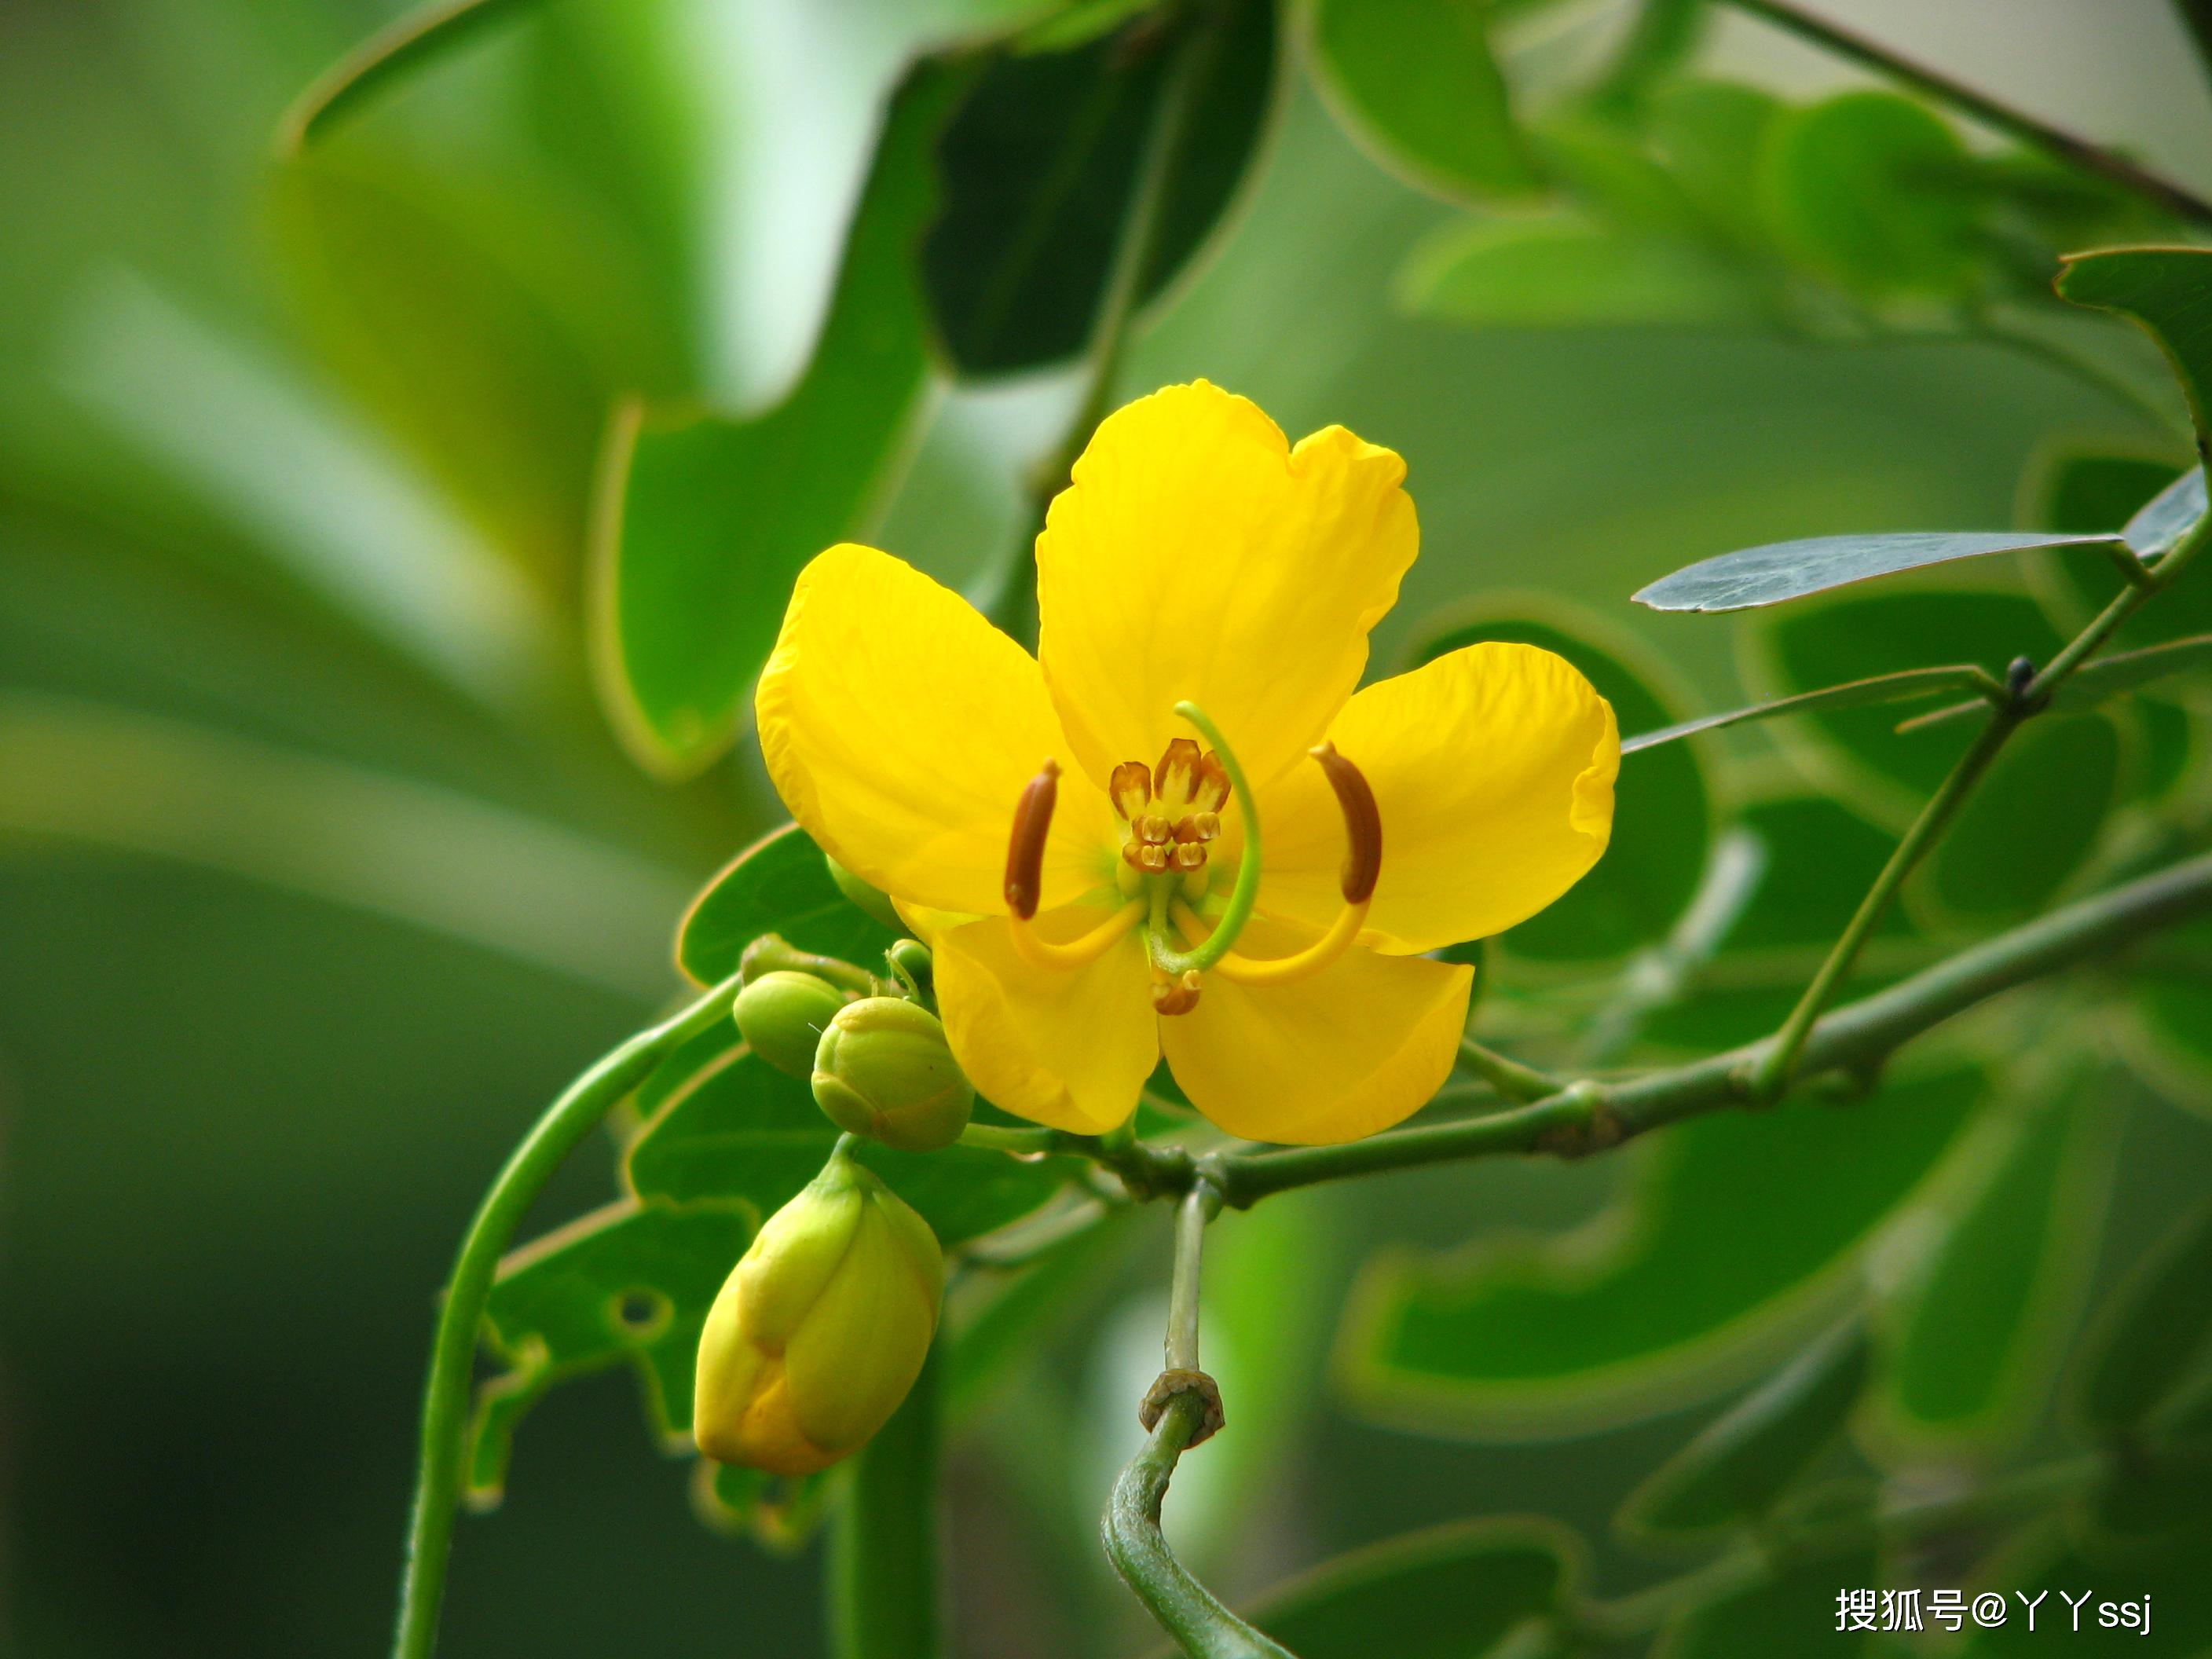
[7,2,2212,1654]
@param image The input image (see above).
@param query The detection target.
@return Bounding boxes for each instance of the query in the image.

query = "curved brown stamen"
[1309,742,1382,903]
[1004,759,1060,920]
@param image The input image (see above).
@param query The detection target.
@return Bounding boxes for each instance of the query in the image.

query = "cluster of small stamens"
[1111,739,1229,877]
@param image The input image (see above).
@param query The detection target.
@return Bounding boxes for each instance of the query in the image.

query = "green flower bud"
[734,971,847,1080]
[694,1155,943,1474]
[811,998,973,1152]
[825,854,904,932]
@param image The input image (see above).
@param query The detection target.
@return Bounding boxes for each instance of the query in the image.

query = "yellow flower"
[694,1154,943,1474]
[756,382,1618,1145]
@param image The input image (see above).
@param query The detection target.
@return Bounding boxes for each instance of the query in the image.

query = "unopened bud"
[811,998,973,1152]
[824,853,903,931]
[734,971,847,1080]
[694,1155,943,1474]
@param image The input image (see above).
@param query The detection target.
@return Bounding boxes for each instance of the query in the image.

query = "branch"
[1720,0,2212,230]
[1213,849,2212,1204]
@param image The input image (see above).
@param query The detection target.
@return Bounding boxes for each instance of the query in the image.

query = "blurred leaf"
[1617,1318,1871,1541]
[2130,919,2212,1114]
[477,1197,753,1452]
[1621,665,1993,754]
[1341,1064,1983,1434]
[1759,92,1978,299]
[922,0,1278,375]
[2050,634,2212,709]
[1413,607,1710,961]
[272,154,612,575]
[2089,1445,2212,1543]
[1644,79,1785,255]
[1921,712,2120,922]
[677,822,902,988]
[1635,530,2116,613]
[624,1031,1079,1247]
[694,1459,837,1553]
[1306,0,1538,203]
[945,1213,1130,1420]
[1714,797,1914,954]
[1961,1531,2212,1652]
[1655,1544,1880,1659]
[2031,449,2183,540]
[1587,0,1707,114]
[591,68,952,775]
[2027,454,2212,654]
[2059,246,2212,450]
[2077,1194,2212,1436]
[278,0,534,152]
[1398,214,1761,331]
[1879,1093,2115,1447]
[1239,1521,1578,1659]
[1019,0,1166,52]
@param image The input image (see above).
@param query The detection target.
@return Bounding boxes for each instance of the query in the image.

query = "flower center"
[1111,739,1229,880]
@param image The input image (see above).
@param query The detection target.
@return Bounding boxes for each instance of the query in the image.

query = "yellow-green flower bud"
[734,971,847,1080]
[825,854,904,931]
[811,998,973,1152]
[693,1155,943,1474]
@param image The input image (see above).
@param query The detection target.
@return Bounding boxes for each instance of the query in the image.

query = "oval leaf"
[2059,246,2212,454]
[677,822,901,988]
[1397,214,1761,331]
[1635,530,2117,613]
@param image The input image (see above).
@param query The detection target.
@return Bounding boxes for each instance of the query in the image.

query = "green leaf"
[1758,92,1978,298]
[2131,919,2212,1115]
[1635,530,2117,613]
[1961,1531,2212,1654]
[944,1213,1131,1421]
[2025,453,2212,655]
[1412,606,1710,961]
[1621,665,1994,754]
[1239,1521,1579,1659]
[1643,79,1785,255]
[1878,1093,2116,1447]
[1921,712,2122,922]
[590,68,951,775]
[1307,0,1539,202]
[476,1198,754,1452]
[1617,1318,1870,1541]
[2050,635,2212,709]
[2077,1194,2212,1436]
[1655,1543,1881,1659]
[1340,1064,1983,1434]
[921,0,1278,375]
[278,0,534,152]
[2059,246,2212,453]
[677,822,902,989]
[2123,464,2207,558]
[1397,214,1762,331]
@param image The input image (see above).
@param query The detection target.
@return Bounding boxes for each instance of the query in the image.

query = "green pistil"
[1145,700,1260,977]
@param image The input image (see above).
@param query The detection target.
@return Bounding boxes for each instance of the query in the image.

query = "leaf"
[1397,214,1763,331]
[1961,1532,2212,1654]
[1306,0,1539,203]
[1644,79,1785,255]
[2123,464,2207,558]
[278,0,534,152]
[1617,1319,1870,1541]
[1922,712,2122,922]
[921,0,1278,375]
[590,68,950,775]
[2051,634,2212,709]
[1635,530,2118,613]
[1878,1092,2116,1448]
[2027,453,2212,654]
[1412,607,1710,961]
[2076,1195,2212,1436]
[2089,1446,2212,1544]
[1238,1521,1579,1659]
[2058,246,2212,453]
[1621,666,1994,754]
[1339,1064,1983,1435]
[676,822,902,989]
[1655,1543,1880,1659]
[2130,918,2212,1115]
[1758,92,1978,298]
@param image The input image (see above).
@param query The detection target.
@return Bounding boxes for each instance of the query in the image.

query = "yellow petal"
[927,907,1157,1134]
[1251,643,1617,954]
[1161,918,1470,1144]
[1036,382,1419,793]
[757,544,1117,917]
[784,1202,937,1456]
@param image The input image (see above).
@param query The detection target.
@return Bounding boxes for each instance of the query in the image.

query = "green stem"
[1456,1037,1564,1104]
[958,1122,1064,1155]
[391,972,743,1659]
[1216,848,2212,1203]
[830,1342,943,1659]
[1720,0,2212,229]
[741,933,884,998]
[1102,1393,1295,1659]
[1749,703,2024,1100]
[1147,701,1262,976]
[1165,1181,1221,1372]
[984,0,1227,645]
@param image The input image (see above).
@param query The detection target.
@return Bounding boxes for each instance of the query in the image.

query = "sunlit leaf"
[591,68,951,775]
[1340,1064,1983,1435]
[677,822,901,989]
[2077,1194,2212,1436]
[1306,0,1539,203]
[1635,529,2116,613]
[921,0,1278,375]
[1397,214,1761,331]
[1617,1318,1870,1541]
[2059,245,2212,452]
[1239,1521,1579,1659]
[1412,607,1710,961]
[1621,665,1993,754]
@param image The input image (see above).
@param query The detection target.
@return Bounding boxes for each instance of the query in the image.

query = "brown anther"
[1155,738,1202,804]
[1137,843,1170,873]
[1137,812,1174,845]
[1309,742,1382,903]
[1172,842,1207,871]
[1003,759,1060,920]
[1151,969,1203,1016]
[1189,809,1221,842]
[1188,752,1230,814]
[1108,761,1152,822]
[1170,815,1203,844]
